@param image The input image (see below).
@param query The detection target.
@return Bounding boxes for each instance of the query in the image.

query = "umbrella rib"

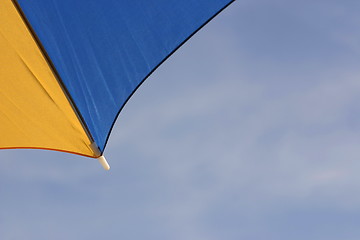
[10,0,98,152]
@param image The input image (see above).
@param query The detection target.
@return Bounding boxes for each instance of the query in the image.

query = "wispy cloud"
[2,1,360,239]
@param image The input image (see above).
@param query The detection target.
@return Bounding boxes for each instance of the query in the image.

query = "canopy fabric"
[0,0,96,157]
[1,0,234,158]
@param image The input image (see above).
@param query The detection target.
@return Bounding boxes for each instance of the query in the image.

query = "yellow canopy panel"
[0,0,97,157]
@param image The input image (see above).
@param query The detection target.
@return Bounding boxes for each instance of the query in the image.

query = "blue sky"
[1,0,360,239]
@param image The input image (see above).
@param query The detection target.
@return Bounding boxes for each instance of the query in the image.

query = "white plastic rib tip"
[97,155,110,171]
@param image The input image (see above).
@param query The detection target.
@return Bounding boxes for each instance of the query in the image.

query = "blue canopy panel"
[17,0,234,152]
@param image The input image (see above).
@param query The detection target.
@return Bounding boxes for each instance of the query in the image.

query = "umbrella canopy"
[0,0,235,169]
